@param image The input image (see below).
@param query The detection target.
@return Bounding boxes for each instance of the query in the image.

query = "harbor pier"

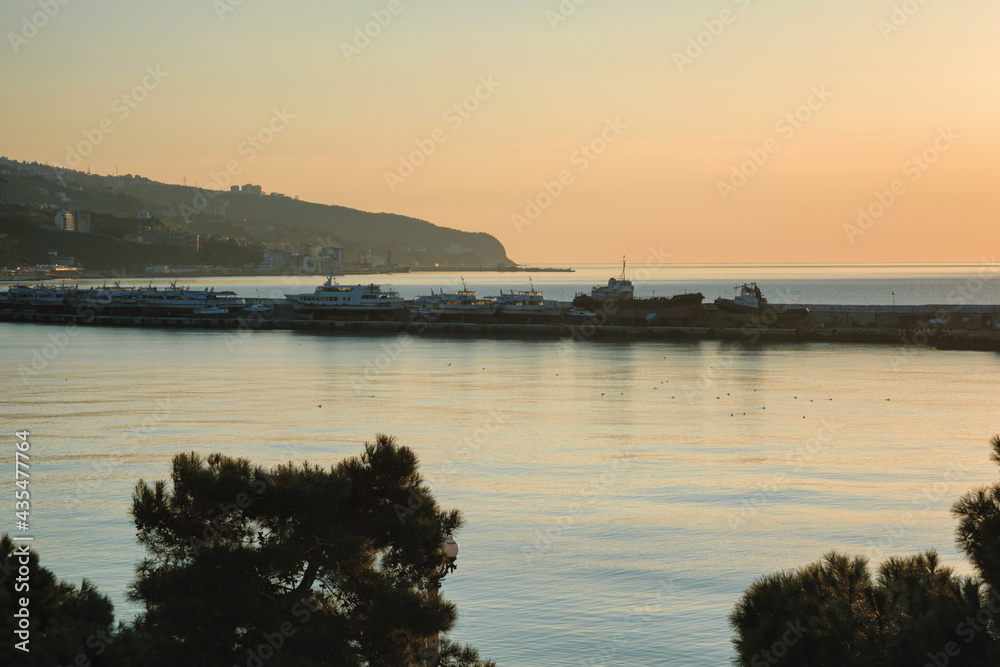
[2,298,1000,350]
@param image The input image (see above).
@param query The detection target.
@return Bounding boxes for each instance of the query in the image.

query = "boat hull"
[492,306,566,325]
[714,298,810,322]
[409,306,496,324]
[572,293,703,326]
[287,299,405,321]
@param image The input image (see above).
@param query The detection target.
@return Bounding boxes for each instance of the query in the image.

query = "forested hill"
[0,158,512,268]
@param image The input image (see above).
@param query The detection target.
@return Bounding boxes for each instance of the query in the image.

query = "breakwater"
[3,299,999,350]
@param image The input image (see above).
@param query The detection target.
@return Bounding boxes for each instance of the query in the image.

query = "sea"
[3,263,1000,666]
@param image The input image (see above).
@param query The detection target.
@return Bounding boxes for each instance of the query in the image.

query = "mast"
[619,255,627,281]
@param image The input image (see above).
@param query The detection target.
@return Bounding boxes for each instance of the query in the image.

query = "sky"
[2,0,998,264]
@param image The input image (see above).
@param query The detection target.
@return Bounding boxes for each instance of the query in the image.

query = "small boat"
[566,306,600,323]
[195,306,228,316]
[714,283,809,321]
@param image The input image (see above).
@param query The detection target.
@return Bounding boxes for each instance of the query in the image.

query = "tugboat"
[714,283,809,322]
[572,258,703,326]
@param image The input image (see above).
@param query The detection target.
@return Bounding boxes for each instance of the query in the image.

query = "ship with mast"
[572,258,703,326]
[714,282,809,323]
[410,279,496,323]
[489,279,566,324]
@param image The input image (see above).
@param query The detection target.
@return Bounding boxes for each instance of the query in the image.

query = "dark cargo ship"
[572,260,703,326]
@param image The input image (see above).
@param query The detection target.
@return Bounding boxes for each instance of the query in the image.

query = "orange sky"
[2,0,998,264]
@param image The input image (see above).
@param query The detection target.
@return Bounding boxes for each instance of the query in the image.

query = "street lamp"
[441,533,459,580]
[423,533,460,666]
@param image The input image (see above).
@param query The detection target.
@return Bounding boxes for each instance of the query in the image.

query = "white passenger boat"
[285,275,404,320]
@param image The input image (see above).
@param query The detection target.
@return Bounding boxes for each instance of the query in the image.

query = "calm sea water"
[3,264,1000,666]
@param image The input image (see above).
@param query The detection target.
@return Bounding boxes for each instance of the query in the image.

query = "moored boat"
[489,281,566,324]
[137,283,245,315]
[410,280,496,323]
[572,258,703,326]
[714,283,809,322]
[285,275,404,320]
[5,283,82,311]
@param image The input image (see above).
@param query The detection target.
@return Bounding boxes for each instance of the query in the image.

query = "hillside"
[0,206,261,272]
[0,158,513,269]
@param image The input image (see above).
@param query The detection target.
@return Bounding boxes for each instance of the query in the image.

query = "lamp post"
[423,533,459,666]
[443,533,459,571]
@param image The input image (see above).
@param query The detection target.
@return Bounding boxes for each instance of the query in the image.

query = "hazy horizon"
[4,0,997,264]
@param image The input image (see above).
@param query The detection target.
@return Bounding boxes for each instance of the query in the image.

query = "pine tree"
[128,434,494,666]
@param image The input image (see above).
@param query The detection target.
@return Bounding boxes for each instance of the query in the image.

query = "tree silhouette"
[128,434,494,666]
[730,550,989,666]
[0,533,138,666]
[730,435,1000,666]
[954,436,1000,591]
